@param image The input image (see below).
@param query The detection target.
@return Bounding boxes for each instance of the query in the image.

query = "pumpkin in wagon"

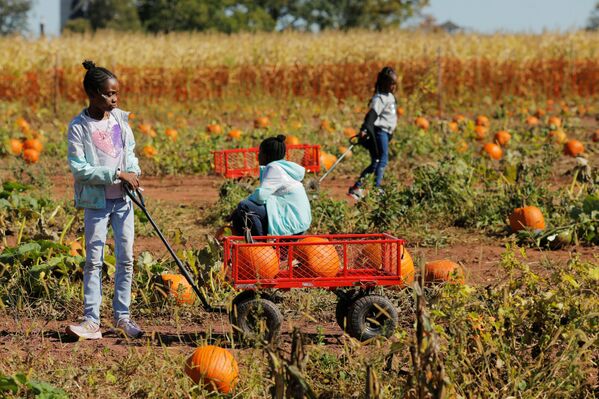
[295,237,340,277]
[237,245,280,279]
[362,243,414,285]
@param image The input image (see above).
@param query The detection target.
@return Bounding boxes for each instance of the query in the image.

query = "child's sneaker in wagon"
[348,185,365,200]
[66,320,102,340]
[114,318,144,339]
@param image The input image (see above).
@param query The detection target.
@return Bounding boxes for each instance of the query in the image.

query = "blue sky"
[26,0,598,36]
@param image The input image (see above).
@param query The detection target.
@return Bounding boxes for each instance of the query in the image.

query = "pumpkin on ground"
[494,130,511,146]
[160,274,195,304]
[207,123,223,134]
[185,345,239,394]
[526,116,540,127]
[286,135,300,145]
[362,243,414,285]
[320,152,337,170]
[228,129,242,140]
[338,146,352,158]
[475,115,490,127]
[509,206,546,232]
[424,260,465,284]
[474,125,487,140]
[547,116,561,128]
[9,138,23,155]
[68,241,83,256]
[142,145,158,158]
[22,149,40,164]
[165,128,178,141]
[23,138,43,152]
[254,117,270,129]
[453,114,466,123]
[295,237,340,277]
[563,140,584,157]
[549,130,567,144]
[343,127,357,138]
[237,245,279,279]
[482,143,502,160]
[448,121,459,133]
[415,117,429,130]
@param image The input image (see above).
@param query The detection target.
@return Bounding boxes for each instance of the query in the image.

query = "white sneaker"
[114,318,144,339]
[348,187,365,200]
[66,320,102,340]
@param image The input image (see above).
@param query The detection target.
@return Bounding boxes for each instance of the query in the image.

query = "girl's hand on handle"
[120,172,140,189]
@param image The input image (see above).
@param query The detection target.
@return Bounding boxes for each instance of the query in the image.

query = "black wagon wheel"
[347,295,398,341]
[230,297,283,344]
[335,290,363,333]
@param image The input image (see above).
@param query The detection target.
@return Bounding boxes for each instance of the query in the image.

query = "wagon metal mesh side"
[213,144,321,178]
[223,234,407,289]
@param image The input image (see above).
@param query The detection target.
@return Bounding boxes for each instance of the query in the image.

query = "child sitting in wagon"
[220,135,312,238]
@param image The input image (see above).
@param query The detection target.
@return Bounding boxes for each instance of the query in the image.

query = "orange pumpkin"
[160,274,196,304]
[254,116,270,129]
[424,260,465,284]
[68,241,83,256]
[526,116,540,127]
[23,138,43,152]
[165,128,178,141]
[22,149,40,164]
[456,141,469,153]
[9,138,23,156]
[142,145,158,157]
[534,108,546,118]
[549,129,567,144]
[448,121,459,133]
[474,125,487,140]
[237,245,279,279]
[138,123,155,136]
[228,129,242,140]
[415,117,429,130]
[452,114,466,123]
[185,345,239,394]
[338,146,352,158]
[15,117,30,132]
[362,243,414,285]
[396,107,405,117]
[547,116,561,128]
[296,237,340,277]
[509,206,546,232]
[494,130,511,146]
[343,127,357,138]
[563,140,584,157]
[320,152,337,170]
[286,135,300,145]
[128,112,136,120]
[482,143,502,160]
[207,123,223,134]
[475,115,489,127]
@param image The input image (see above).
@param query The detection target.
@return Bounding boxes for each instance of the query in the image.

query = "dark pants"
[356,128,390,188]
[231,199,268,236]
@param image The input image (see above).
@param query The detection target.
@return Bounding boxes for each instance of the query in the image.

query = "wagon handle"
[123,183,223,313]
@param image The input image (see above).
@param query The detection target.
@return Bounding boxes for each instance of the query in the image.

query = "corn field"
[1,30,598,105]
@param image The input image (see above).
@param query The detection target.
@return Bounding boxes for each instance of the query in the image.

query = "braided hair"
[373,66,396,95]
[259,135,287,165]
[82,60,117,96]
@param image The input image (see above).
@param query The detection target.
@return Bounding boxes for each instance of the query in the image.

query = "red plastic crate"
[212,144,321,178]
[223,234,407,289]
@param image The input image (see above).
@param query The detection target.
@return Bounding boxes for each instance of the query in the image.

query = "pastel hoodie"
[248,160,311,236]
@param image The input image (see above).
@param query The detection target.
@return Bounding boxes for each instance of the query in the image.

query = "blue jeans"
[231,198,268,236]
[356,128,390,187]
[83,198,134,325]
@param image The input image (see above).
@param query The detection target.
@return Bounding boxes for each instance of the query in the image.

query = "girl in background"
[348,66,398,200]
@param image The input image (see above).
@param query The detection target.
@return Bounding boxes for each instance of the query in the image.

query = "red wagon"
[212,144,321,178]
[224,234,408,341]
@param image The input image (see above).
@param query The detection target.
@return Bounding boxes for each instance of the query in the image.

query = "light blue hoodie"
[248,160,311,236]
